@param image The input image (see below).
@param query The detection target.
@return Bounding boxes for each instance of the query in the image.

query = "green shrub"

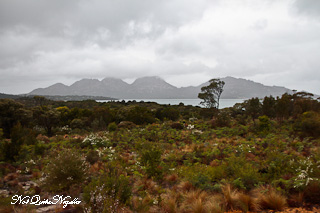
[294,111,320,138]
[178,164,225,191]
[156,107,180,121]
[34,141,47,156]
[86,150,100,165]
[117,121,136,129]
[232,177,246,190]
[191,173,216,191]
[108,122,118,132]
[258,115,271,134]
[42,149,88,192]
[214,110,232,128]
[126,106,156,125]
[171,122,184,130]
[263,150,294,181]
[0,123,37,162]
[224,155,261,190]
[70,118,85,129]
[140,145,163,179]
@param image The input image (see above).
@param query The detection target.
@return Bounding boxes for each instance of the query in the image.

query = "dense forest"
[0,92,319,212]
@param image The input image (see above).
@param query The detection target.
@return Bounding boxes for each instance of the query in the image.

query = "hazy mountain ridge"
[29,76,296,99]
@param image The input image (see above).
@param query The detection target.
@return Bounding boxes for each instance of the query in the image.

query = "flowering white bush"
[293,157,320,188]
[82,133,109,148]
[235,144,255,153]
[192,129,203,135]
[83,170,131,212]
[187,124,194,130]
[60,125,71,132]
[105,147,116,161]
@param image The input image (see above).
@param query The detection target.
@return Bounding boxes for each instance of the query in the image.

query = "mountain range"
[29,76,294,99]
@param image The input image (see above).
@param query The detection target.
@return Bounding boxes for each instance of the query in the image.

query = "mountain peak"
[101,77,129,85]
[30,82,69,96]
[51,82,68,87]
[71,78,100,85]
[132,76,164,83]
[132,76,176,89]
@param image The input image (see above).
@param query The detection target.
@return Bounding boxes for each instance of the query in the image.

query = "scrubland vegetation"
[0,92,319,212]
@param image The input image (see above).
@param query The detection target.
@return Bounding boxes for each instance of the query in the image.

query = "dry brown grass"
[237,192,260,212]
[181,193,224,213]
[161,192,179,213]
[0,206,14,213]
[133,178,159,194]
[162,197,178,213]
[132,195,153,213]
[288,192,304,207]
[178,180,194,192]
[203,196,224,213]
[219,183,261,212]
[144,178,158,193]
[89,161,103,173]
[304,181,320,204]
[253,186,287,211]
[182,144,194,153]
[209,159,220,167]
[183,198,206,213]
[165,173,179,183]
[221,184,241,211]
[183,189,208,204]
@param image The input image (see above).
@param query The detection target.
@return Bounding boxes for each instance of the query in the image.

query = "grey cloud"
[292,0,320,17]
[0,0,319,95]
[251,19,268,30]
[0,0,211,44]
[0,0,78,32]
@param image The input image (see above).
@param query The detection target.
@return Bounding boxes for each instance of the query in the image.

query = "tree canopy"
[198,78,225,109]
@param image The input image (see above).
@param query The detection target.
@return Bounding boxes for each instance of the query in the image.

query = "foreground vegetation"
[0,93,319,212]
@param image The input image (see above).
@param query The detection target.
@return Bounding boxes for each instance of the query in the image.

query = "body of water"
[101,99,245,108]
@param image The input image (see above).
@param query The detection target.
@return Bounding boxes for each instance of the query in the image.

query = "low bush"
[140,145,163,179]
[212,110,232,128]
[294,111,320,138]
[257,115,271,135]
[118,121,136,129]
[171,122,184,130]
[108,122,118,132]
[81,133,109,148]
[42,149,88,192]
[83,164,132,212]
[0,123,37,162]
[303,180,320,204]
[86,150,100,165]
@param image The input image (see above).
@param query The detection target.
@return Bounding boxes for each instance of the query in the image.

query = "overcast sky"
[0,0,319,95]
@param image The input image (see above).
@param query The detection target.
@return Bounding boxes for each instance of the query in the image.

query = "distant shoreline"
[98,98,246,108]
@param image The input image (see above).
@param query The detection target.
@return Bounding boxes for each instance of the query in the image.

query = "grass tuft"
[254,186,287,211]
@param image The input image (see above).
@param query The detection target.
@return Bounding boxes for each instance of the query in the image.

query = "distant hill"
[0,92,115,101]
[0,93,22,99]
[29,76,296,99]
[27,95,116,101]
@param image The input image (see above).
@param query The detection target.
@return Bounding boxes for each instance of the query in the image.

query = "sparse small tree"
[198,78,225,109]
